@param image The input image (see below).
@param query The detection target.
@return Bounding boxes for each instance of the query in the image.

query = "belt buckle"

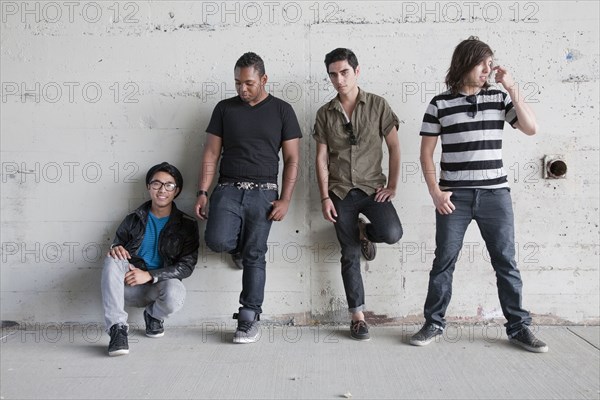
[237,182,254,190]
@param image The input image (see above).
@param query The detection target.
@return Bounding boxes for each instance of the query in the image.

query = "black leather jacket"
[111,201,199,282]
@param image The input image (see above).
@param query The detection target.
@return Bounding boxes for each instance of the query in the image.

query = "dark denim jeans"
[423,188,532,336]
[330,189,403,312]
[205,185,277,314]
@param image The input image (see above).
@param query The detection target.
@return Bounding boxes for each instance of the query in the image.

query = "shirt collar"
[327,87,366,112]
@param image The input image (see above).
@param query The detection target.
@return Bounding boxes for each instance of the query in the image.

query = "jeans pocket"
[259,190,278,207]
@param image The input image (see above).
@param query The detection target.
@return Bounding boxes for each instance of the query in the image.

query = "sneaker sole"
[409,335,440,346]
[108,349,129,356]
[146,332,165,338]
[233,336,259,344]
[509,338,549,353]
[350,335,371,341]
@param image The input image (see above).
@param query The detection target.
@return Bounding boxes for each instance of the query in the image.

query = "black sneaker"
[108,324,129,356]
[231,253,244,270]
[509,327,549,353]
[358,218,376,261]
[144,310,164,338]
[409,323,443,346]
[233,308,260,344]
[350,320,371,341]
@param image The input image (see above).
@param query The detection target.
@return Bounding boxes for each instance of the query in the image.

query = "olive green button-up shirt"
[313,88,399,200]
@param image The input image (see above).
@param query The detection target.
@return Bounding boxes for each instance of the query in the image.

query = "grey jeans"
[100,256,186,332]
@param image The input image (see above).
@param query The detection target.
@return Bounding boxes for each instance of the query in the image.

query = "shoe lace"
[111,326,127,346]
[352,320,367,333]
[238,321,254,333]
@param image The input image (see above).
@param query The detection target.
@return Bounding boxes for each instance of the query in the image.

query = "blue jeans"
[204,185,277,314]
[330,189,403,313]
[101,256,186,332]
[423,188,532,336]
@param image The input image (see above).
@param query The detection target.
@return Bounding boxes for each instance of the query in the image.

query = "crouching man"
[101,162,199,356]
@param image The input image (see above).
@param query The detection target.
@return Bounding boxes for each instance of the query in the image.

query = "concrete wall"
[1,1,598,327]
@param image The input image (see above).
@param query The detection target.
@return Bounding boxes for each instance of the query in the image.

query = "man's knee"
[205,234,237,254]
[384,224,403,244]
[373,223,403,244]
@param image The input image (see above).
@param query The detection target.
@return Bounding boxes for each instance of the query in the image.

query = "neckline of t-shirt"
[458,89,485,97]
[240,93,272,109]
[149,212,170,221]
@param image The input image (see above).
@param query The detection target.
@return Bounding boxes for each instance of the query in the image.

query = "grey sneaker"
[233,308,260,344]
[409,323,443,346]
[358,218,376,261]
[509,327,549,353]
[350,320,371,341]
[108,324,129,356]
[231,253,244,269]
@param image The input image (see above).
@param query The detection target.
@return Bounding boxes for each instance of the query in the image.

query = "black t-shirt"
[206,94,302,183]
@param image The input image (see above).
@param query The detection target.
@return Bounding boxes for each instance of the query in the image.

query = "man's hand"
[269,199,290,221]
[195,194,209,220]
[124,265,152,286]
[432,190,455,215]
[108,245,130,261]
[321,198,337,223]
[494,66,515,90]
[374,187,396,202]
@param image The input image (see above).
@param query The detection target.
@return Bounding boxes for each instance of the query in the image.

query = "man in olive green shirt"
[313,48,403,341]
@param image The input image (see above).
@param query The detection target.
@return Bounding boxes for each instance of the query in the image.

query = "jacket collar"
[135,200,181,222]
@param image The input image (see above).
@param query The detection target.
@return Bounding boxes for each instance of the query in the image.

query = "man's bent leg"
[205,186,244,254]
[101,256,130,332]
[360,194,403,245]
[145,279,187,320]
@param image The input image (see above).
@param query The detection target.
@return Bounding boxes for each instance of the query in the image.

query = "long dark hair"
[445,36,494,94]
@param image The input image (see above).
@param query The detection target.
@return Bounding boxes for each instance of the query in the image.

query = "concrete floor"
[1,323,598,399]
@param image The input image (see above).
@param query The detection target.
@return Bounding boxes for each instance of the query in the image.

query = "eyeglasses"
[466,95,478,118]
[344,122,358,145]
[149,180,177,192]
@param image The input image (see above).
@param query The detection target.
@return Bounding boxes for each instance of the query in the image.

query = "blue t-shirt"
[137,213,169,270]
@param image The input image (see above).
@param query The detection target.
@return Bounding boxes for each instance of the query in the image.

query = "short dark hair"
[234,52,265,76]
[445,36,494,94]
[324,48,359,72]
[145,162,183,198]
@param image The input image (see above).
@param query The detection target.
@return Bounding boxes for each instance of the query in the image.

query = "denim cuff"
[348,304,365,313]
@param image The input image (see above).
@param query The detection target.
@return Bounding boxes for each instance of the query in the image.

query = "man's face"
[147,171,179,209]
[464,56,493,89]
[327,60,360,96]
[235,66,267,105]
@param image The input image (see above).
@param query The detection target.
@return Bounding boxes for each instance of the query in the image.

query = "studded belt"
[218,182,278,191]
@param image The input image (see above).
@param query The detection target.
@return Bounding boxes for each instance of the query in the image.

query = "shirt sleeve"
[504,92,519,128]
[312,106,328,144]
[380,99,400,137]
[419,99,441,136]
[281,102,303,141]
[206,102,224,137]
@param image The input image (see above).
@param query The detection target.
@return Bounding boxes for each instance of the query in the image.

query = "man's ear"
[355,65,360,77]
[261,73,268,86]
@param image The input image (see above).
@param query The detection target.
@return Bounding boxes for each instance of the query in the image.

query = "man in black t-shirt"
[194,52,302,344]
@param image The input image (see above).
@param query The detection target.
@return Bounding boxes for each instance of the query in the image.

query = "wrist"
[321,196,330,203]
[196,189,208,197]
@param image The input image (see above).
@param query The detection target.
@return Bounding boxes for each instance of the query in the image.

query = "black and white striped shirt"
[420,89,518,189]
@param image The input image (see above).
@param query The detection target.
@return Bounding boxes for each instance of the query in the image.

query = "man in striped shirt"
[410,37,548,353]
